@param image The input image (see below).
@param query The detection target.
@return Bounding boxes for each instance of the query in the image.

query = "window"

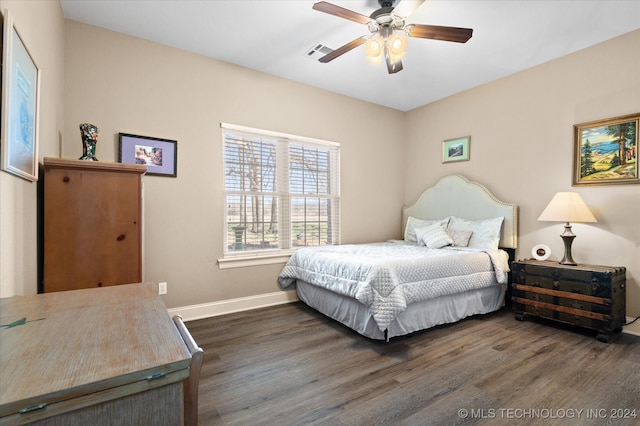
[221,123,340,263]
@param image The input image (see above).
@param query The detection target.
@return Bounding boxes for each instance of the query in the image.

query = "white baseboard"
[623,316,640,337]
[167,290,299,322]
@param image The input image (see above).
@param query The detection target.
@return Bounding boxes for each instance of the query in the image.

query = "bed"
[278,175,518,340]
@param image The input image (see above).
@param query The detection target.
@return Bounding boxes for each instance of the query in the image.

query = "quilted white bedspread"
[278,241,510,331]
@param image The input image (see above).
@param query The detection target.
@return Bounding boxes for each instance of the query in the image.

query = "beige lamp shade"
[538,192,597,223]
[538,192,596,265]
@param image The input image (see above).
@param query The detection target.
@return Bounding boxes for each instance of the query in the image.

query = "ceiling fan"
[313,0,473,74]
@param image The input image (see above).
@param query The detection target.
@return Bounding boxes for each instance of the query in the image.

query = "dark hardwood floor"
[186,302,640,425]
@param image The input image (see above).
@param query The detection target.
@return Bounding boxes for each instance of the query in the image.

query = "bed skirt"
[295,280,506,340]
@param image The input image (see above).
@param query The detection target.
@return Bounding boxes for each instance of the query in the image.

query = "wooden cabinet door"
[43,159,146,292]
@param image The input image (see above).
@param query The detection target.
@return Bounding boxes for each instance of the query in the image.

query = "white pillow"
[404,216,450,243]
[447,230,473,247]
[415,223,454,249]
[448,216,504,250]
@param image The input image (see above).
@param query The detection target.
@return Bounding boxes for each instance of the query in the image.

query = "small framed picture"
[573,113,638,186]
[118,133,177,177]
[531,244,551,261]
[442,136,470,163]
[1,10,41,182]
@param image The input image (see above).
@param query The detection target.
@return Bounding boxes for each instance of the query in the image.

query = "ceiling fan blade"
[405,24,473,43]
[312,1,371,25]
[319,36,367,63]
[385,55,403,74]
[392,0,425,19]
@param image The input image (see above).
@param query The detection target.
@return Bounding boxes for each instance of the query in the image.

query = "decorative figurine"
[79,123,99,161]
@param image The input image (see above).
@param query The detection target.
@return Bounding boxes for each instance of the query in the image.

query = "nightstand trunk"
[511,259,626,342]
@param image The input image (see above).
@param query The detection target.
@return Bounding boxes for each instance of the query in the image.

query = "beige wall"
[63,21,406,309]
[3,5,637,320]
[405,29,640,316]
[0,1,64,297]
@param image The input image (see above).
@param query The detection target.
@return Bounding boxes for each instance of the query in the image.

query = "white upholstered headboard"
[402,175,518,249]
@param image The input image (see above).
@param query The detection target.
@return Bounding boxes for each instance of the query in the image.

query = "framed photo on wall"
[118,133,177,177]
[442,136,470,163]
[573,113,639,186]
[1,9,41,182]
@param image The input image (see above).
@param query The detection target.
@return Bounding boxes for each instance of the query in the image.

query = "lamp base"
[559,223,577,266]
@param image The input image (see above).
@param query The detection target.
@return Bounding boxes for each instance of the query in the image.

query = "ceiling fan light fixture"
[367,54,383,65]
[365,36,383,59]
[389,33,407,55]
[387,33,407,63]
[387,50,405,65]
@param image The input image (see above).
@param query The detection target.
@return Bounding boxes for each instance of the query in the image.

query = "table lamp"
[537,192,597,265]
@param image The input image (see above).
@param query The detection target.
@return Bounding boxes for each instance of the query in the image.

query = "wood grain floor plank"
[187,302,640,425]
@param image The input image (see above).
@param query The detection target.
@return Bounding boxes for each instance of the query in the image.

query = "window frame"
[218,123,340,269]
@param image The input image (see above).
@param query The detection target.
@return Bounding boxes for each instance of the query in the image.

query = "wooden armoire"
[42,158,146,292]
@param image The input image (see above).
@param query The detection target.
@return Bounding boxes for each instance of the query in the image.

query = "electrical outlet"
[158,282,167,295]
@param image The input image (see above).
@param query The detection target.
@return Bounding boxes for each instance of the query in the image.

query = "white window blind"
[221,123,340,257]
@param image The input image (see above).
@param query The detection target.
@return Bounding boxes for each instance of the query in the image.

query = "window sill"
[217,252,293,269]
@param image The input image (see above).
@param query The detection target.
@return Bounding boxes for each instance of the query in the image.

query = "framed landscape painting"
[573,113,639,186]
[442,136,470,163]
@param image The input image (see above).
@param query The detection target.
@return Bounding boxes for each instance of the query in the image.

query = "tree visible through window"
[222,124,340,256]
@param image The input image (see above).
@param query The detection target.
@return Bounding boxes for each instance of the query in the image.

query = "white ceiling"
[60,0,640,112]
